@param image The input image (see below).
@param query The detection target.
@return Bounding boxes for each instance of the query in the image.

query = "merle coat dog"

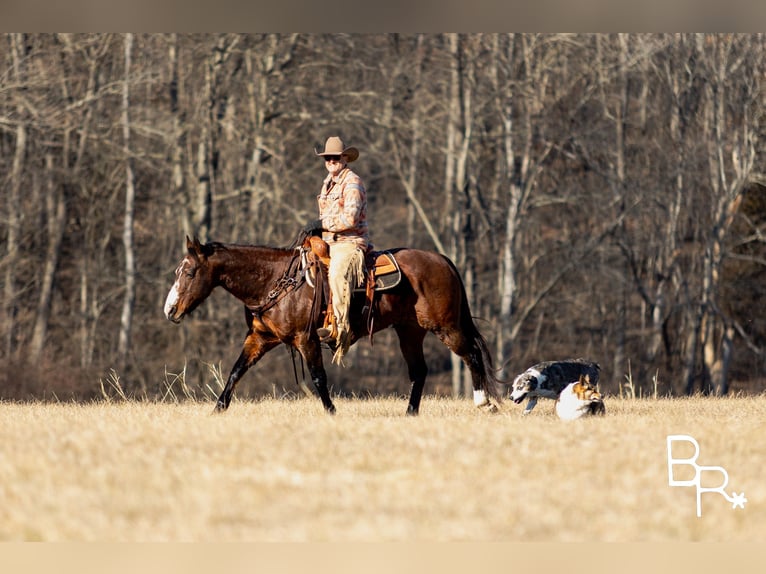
[510,359,601,415]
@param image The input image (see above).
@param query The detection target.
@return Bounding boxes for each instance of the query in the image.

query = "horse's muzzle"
[165,306,183,323]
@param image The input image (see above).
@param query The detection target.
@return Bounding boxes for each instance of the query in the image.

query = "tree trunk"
[444,32,460,242]
[648,36,686,366]
[190,47,215,243]
[494,33,520,379]
[244,44,267,239]
[444,33,461,397]
[3,33,26,360]
[168,34,188,238]
[117,33,137,375]
[713,325,735,395]
[600,34,630,385]
[683,309,701,395]
[447,34,480,397]
[699,34,756,395]
[493,34,552,378]
[30,153,66,360]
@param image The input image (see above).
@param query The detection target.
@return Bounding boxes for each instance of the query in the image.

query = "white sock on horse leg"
[473,389,488,407]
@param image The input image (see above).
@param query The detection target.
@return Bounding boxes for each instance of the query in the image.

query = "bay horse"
[164,236,502,415]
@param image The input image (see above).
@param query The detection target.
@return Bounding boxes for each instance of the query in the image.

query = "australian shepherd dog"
[555,374,606,420]
[510,359,601,415]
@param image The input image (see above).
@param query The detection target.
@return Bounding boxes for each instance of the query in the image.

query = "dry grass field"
[1,394,764,543]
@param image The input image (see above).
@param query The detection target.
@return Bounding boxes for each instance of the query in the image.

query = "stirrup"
[317,327,335,343]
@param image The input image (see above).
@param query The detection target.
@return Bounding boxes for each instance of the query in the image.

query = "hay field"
[1,394,764,542]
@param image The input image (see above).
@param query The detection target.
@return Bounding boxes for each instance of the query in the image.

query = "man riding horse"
[164,136,503,415]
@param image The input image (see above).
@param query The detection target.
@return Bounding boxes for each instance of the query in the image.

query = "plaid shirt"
[317,167,369,247]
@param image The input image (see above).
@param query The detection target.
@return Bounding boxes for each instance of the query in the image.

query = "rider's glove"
[302,219,323,234]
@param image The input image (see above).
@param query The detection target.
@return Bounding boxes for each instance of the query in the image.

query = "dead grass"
[0,394,764,541]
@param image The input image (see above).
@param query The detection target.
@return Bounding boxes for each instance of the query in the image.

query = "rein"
[249,252,305,318]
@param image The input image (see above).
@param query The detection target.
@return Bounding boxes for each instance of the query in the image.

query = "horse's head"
[164,236,216,323]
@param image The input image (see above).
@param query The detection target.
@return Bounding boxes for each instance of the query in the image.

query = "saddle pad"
[355,251,401,292]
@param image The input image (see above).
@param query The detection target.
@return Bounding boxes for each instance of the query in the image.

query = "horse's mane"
[204,241,294,258]
[201,241,227,257]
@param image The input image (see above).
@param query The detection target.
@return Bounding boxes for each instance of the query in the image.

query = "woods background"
[1,33,765,401]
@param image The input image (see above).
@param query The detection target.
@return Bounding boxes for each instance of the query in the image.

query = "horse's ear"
[186,235,204,256]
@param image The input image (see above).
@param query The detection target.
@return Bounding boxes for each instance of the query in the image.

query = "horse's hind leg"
[394,325,428,416]
[437,330,498,412]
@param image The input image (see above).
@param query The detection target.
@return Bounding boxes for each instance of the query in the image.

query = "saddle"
[301,236,401,293]
[300,236,402,340]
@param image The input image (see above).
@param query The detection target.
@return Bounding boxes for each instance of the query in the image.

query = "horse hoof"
[479,402,499,414]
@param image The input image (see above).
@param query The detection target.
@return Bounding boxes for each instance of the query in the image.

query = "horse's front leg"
[300,338,336,414]
[310,364,335,414]
[214,351,249,412]
[214,333,278,413]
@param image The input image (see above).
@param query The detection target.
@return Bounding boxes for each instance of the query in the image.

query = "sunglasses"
[324,155,342,162]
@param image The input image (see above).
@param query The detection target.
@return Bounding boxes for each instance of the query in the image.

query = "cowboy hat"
[314,136,359,163]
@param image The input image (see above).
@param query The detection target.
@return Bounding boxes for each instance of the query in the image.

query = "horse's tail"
[447,257,503,403]
[463,309,504,403]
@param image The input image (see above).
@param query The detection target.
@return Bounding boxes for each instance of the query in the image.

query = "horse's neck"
[214,245,287,304]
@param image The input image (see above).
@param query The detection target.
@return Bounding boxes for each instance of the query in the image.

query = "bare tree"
[442,33,475,396]
[29,153,66,360]
[694,34,759,394]
[117,33,137,375]
[3,33,26,359]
